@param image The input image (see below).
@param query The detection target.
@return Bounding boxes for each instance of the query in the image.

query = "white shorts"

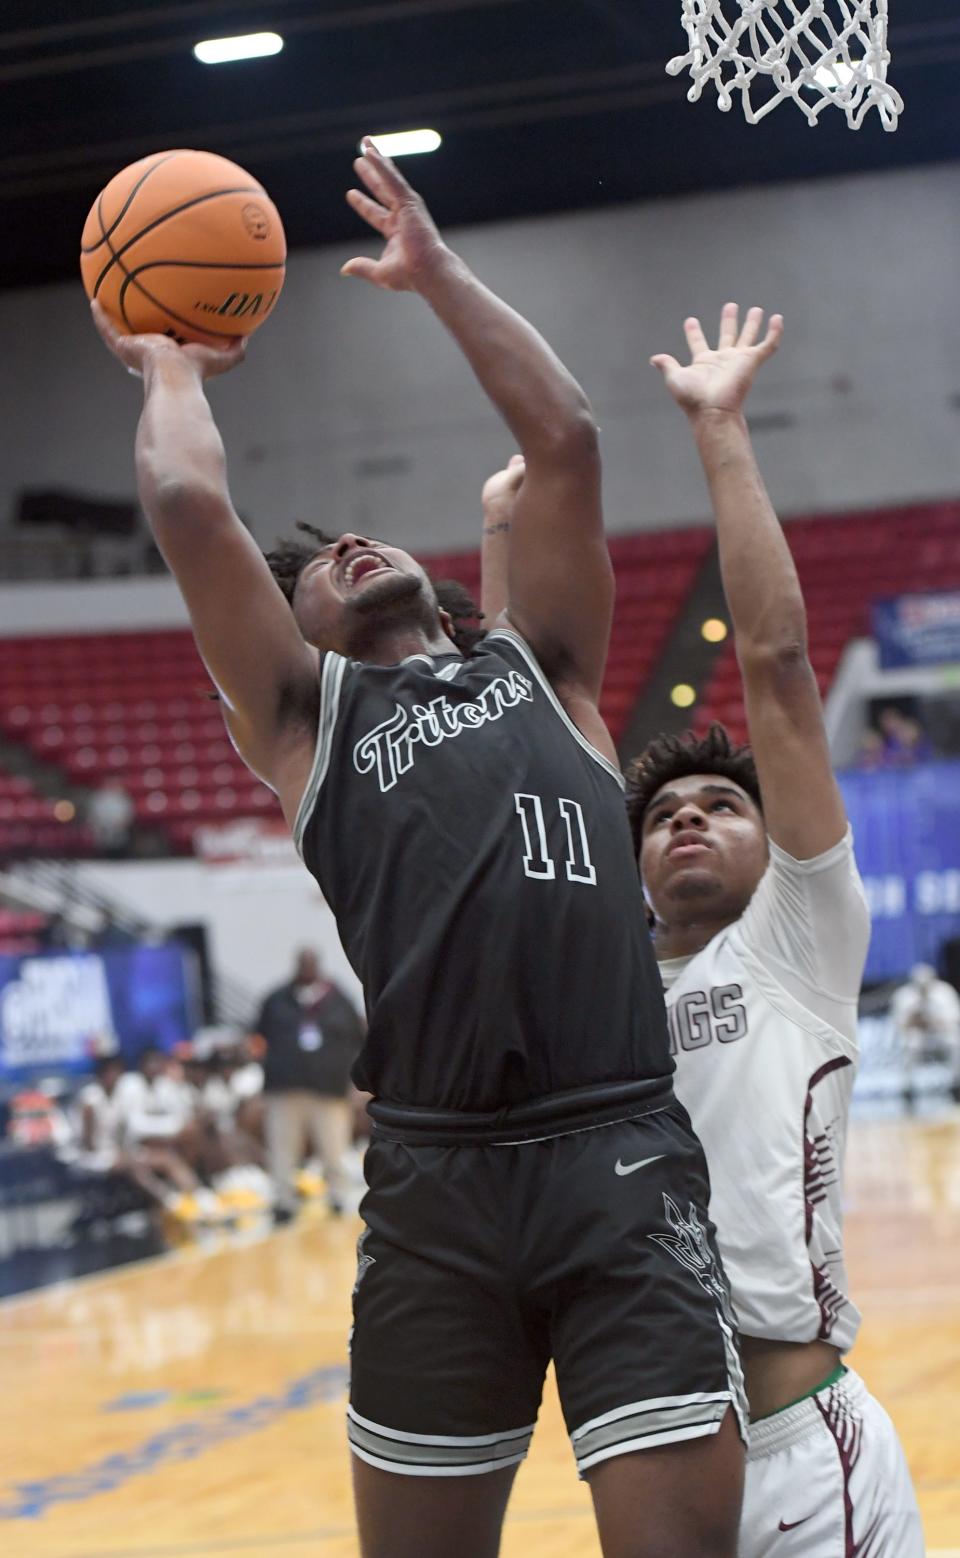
[740,1368,923,1557]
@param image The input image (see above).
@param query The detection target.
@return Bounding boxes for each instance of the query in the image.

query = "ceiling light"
[701,618,729,643]
[813,60,859,91]
[671,684,697,709]
[194,32,284,65]
[367,130,442,158]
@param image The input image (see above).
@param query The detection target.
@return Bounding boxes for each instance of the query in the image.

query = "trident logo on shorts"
[353,1227,376,1295]
[650,1194,732,1319]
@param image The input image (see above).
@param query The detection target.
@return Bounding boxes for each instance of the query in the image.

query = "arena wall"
[72,856,363,1018]
[0,161,956,571]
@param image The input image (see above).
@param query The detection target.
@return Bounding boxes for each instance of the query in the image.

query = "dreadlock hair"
[432,577,487,655]
[264,521,339,604]
[625,723,762,856]
[263,522,488,657]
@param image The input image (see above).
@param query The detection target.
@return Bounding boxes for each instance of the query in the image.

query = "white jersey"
[72,1080,126,1168]
[114,1071,194,1145]
[661,831,870,1351]
[891,978,960,1044]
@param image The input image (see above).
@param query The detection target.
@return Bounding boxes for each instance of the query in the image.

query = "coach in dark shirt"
[255,948,364,1218]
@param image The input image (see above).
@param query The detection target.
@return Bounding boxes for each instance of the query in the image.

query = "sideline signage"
[872,592,960,668]
[0,944,199,1082]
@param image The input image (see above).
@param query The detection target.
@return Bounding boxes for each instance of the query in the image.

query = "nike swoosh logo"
[778,1516,814,1532]
[614,1155,665,1177]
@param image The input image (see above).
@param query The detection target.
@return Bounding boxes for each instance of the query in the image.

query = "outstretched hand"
[91,300,246,380]
[651,303,783,418]
[341,137,449,293]
[482,454,526,516]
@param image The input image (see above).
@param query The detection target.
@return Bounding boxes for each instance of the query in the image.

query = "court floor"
[3,1114,958,1558]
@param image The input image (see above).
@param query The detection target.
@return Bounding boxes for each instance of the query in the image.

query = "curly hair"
[625,723,762,855]
[263,522,487,656]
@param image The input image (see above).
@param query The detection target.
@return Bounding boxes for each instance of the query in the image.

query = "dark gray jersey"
[295,626,672,1110]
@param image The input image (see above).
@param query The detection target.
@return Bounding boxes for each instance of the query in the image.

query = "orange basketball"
[80,149,286,345]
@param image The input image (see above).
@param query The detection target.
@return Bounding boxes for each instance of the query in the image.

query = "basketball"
[80,149,286,345]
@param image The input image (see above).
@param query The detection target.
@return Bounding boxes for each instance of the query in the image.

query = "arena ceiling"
[4,0,959,290]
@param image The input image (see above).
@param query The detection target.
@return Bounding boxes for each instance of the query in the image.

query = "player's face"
[292,533,437,652]
[639,773,768,927]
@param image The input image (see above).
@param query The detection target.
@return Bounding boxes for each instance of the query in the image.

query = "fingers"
[90,299,143,374]
[682,318,708,359]
[737,305,764,348]
[91,298,128,356]
[758,312,784,359]
[345,186,391,236]
[340,256,380,285]
[718,301,739,349]
[507,454,526,469]
[353,137,412,208]
[650,353,681,376]
[190,336,247,377]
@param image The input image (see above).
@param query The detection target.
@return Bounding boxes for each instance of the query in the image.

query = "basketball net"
[667,0,904,131]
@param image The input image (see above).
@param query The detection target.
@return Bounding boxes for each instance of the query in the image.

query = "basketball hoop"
[667,1,904,131]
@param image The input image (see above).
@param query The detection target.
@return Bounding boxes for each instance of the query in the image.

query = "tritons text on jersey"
[352,669,534,792]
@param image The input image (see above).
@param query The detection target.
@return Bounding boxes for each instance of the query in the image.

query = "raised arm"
[343,141,612,707]
[652,303,846,859]
[91,305,318,810]
[479,455,524,626]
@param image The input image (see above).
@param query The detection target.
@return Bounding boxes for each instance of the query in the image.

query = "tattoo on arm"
[483,520,511,536]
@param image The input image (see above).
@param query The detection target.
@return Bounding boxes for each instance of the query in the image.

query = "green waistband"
[750,1363,847,1424]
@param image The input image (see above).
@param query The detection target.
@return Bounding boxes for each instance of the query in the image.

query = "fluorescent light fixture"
[368,129,442,157]
[194,32,284,65]
[813,59,859,91]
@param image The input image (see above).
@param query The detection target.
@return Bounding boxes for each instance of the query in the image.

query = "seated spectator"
[71,1053,208,1223]
[112,1044,225,1222]
[891,963,960,1106]
[856,727,886,770]
[115,1044,195,1147]
[86,781,134,857]
[185,1030,267,1184]
[877,706,933,767]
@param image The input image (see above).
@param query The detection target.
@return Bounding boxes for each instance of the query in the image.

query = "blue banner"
[872,592,960,668]
[839,761,960,981]
[0,944,200,1083]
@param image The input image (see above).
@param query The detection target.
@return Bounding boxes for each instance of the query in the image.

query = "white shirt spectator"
[115,1070,193,1144]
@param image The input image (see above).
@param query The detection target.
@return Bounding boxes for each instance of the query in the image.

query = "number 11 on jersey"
[514,793,597,886]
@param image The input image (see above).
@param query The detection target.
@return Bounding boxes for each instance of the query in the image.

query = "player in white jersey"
[622,305,924,1555]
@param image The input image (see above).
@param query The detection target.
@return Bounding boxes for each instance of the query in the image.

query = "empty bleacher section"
[0,528,714,856]
[0,766,93,859]
[4,503,954,854]
[693,500,960,744]
[427,526,713,745]
[0,908,48,957]
[0,631,279,856]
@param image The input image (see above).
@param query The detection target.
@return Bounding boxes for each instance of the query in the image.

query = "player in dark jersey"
[92,140,745,1558]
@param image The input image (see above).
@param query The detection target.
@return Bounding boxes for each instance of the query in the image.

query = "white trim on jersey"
[486,627,624,789]
[292,652,348,854]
